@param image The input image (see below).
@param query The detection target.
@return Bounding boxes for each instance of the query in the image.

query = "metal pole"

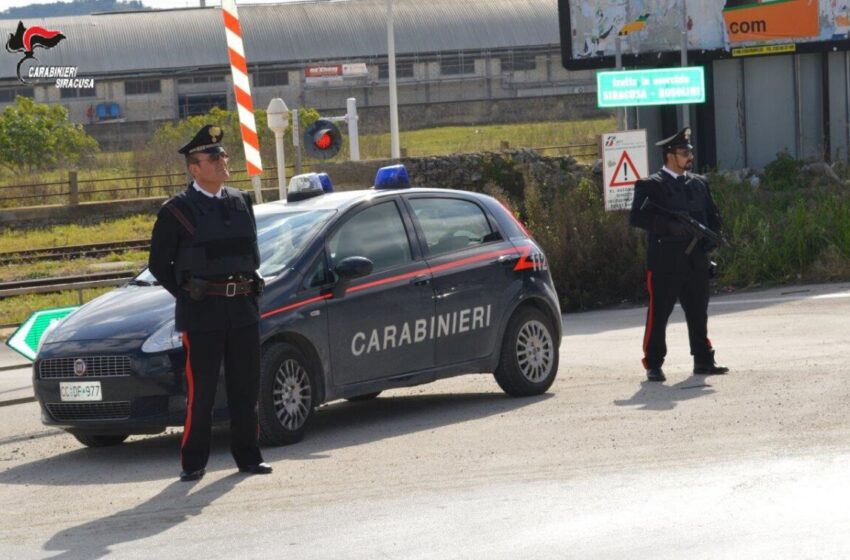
[293,111,302,175]
[251,176,263,204]
[274,130,286,201]
[681,3,690,129]
[347,97,361,161]
[615,37,625,130]
[387,0,401,159]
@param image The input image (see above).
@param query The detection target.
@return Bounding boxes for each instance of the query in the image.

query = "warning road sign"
[609,151,641,187]
[601,129,648,211]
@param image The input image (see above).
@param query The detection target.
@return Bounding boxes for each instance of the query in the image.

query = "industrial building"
[0,0,599,149]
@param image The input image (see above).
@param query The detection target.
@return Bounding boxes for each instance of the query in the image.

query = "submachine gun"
[640,198,729,255]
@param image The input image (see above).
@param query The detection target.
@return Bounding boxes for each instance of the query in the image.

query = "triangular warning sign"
[609,151,641,187]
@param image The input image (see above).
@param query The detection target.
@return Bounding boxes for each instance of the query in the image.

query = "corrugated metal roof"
[0,0,559,80]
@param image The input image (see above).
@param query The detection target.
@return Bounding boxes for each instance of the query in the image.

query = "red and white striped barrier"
[221,0,262,177]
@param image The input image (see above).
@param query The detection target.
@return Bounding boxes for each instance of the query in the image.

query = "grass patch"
[0,288,113,326]
[0,251,148,282]
[0,215,155,252]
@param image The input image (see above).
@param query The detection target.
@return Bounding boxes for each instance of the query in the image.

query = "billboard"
[559,0,850,70]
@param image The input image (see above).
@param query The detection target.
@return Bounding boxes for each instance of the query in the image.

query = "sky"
[1,0,302,10]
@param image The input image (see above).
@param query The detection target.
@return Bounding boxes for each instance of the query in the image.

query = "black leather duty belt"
[206,280,254,297]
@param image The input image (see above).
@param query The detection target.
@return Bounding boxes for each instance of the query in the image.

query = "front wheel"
[72,433,129,447]
[258,342,317,446]
[494,306,558,397]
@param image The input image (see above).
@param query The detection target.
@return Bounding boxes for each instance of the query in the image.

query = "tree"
[0,96,99,172]
[147,106,321,175]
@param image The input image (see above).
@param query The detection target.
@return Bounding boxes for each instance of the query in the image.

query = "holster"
[252,272,265,296]
[185,277,209,301]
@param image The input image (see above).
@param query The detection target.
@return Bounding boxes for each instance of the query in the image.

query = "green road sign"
[6,306,79,361]
[596,67,706,108]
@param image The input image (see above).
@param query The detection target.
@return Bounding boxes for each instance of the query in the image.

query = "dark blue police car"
[34,165,562,447]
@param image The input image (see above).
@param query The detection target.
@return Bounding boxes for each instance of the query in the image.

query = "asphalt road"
[3,282,850,559]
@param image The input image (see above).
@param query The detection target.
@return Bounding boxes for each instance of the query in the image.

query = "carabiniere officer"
[629,127,730,383]
[148,124,272,481]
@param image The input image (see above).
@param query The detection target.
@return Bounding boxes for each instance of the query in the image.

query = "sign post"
[600,129,648,212]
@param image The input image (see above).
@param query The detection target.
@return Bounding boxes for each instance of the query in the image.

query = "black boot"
[694,352,729,375]
[645,367,666,382]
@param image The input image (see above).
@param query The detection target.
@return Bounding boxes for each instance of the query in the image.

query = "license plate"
[59,381,102,402]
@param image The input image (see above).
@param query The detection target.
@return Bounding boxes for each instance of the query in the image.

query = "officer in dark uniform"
[148,124,272,481]
[629,127,730,382]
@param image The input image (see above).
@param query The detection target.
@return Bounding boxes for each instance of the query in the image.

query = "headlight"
[142,320,183,353]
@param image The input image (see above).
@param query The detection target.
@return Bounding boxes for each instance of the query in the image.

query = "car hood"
[46,285,174,343]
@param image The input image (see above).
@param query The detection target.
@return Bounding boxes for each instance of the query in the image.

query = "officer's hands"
[252,272,265,296]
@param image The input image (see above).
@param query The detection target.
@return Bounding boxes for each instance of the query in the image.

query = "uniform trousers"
[641,266,714,369]
[180,323,263,472]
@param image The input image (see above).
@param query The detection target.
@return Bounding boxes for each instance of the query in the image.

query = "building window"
[0,87,34,103]
[440,54,475,76]
[125,79,161,95]
[178,93,227,118]
[60,85,96,99]
[378,61,414,80]
[500,54,536,72]
[177,75,225,85]
[255,69,289,87]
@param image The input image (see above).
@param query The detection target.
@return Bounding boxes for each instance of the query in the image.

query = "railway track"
[0,239,150,265]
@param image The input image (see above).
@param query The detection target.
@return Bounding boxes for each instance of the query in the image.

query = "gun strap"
[166,203,195,236]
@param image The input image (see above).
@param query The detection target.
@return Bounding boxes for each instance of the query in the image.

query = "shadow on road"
[42,473,243,560]
[0,388,548,485]
[613,375,715,411]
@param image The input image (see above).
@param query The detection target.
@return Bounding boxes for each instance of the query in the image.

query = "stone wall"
[1,150,596,229]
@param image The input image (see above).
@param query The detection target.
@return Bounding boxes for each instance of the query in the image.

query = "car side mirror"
[332,256,373,298]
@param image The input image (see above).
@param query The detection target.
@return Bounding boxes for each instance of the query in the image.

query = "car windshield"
[134,208,334,283]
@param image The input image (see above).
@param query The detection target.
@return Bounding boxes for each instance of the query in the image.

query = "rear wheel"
[494,306,558,397]
[258,342,317,446]
[346,391,381,402]
[72,433,129,447]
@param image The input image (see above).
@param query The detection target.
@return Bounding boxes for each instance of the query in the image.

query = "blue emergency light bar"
[316,172,334,193]
[373,164,410,190]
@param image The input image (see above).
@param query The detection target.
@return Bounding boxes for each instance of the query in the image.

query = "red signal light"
[315,132,332,150]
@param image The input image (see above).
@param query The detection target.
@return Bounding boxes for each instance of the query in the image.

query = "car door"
[404,194,515,367]
[325,198,435,386]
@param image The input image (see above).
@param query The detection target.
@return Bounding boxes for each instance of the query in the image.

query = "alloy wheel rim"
[515,319,554,382]
[272,358,312,431]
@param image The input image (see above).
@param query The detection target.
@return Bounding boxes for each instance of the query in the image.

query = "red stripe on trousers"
[642,271,654,364]
[180,333,195,456]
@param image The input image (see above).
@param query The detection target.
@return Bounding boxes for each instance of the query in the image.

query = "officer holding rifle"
[629,127,729,383]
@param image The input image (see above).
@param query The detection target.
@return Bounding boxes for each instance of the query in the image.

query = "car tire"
[72,433,129,447]
[494,306,559,397]
[258,342,317,446]
[346,391,381,402]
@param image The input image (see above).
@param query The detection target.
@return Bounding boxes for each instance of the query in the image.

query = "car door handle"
[410,275,431,286]
[496,254,520,266]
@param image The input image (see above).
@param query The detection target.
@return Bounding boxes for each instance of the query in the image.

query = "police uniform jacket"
[148,183,260,332]
[629,170,723,275]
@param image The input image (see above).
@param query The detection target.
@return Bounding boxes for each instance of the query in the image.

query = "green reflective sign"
[596,67,706,108]
[6,306,79,361]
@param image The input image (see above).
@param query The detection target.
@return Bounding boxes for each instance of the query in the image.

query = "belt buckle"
[225,282,237,297]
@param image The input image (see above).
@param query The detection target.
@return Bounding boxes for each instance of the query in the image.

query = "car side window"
[328,201,413,274]
[409,197,496,255]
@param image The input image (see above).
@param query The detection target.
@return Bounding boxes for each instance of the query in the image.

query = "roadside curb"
[0,363,30,372]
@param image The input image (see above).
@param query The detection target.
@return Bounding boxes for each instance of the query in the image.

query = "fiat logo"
[73,359,86,376]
